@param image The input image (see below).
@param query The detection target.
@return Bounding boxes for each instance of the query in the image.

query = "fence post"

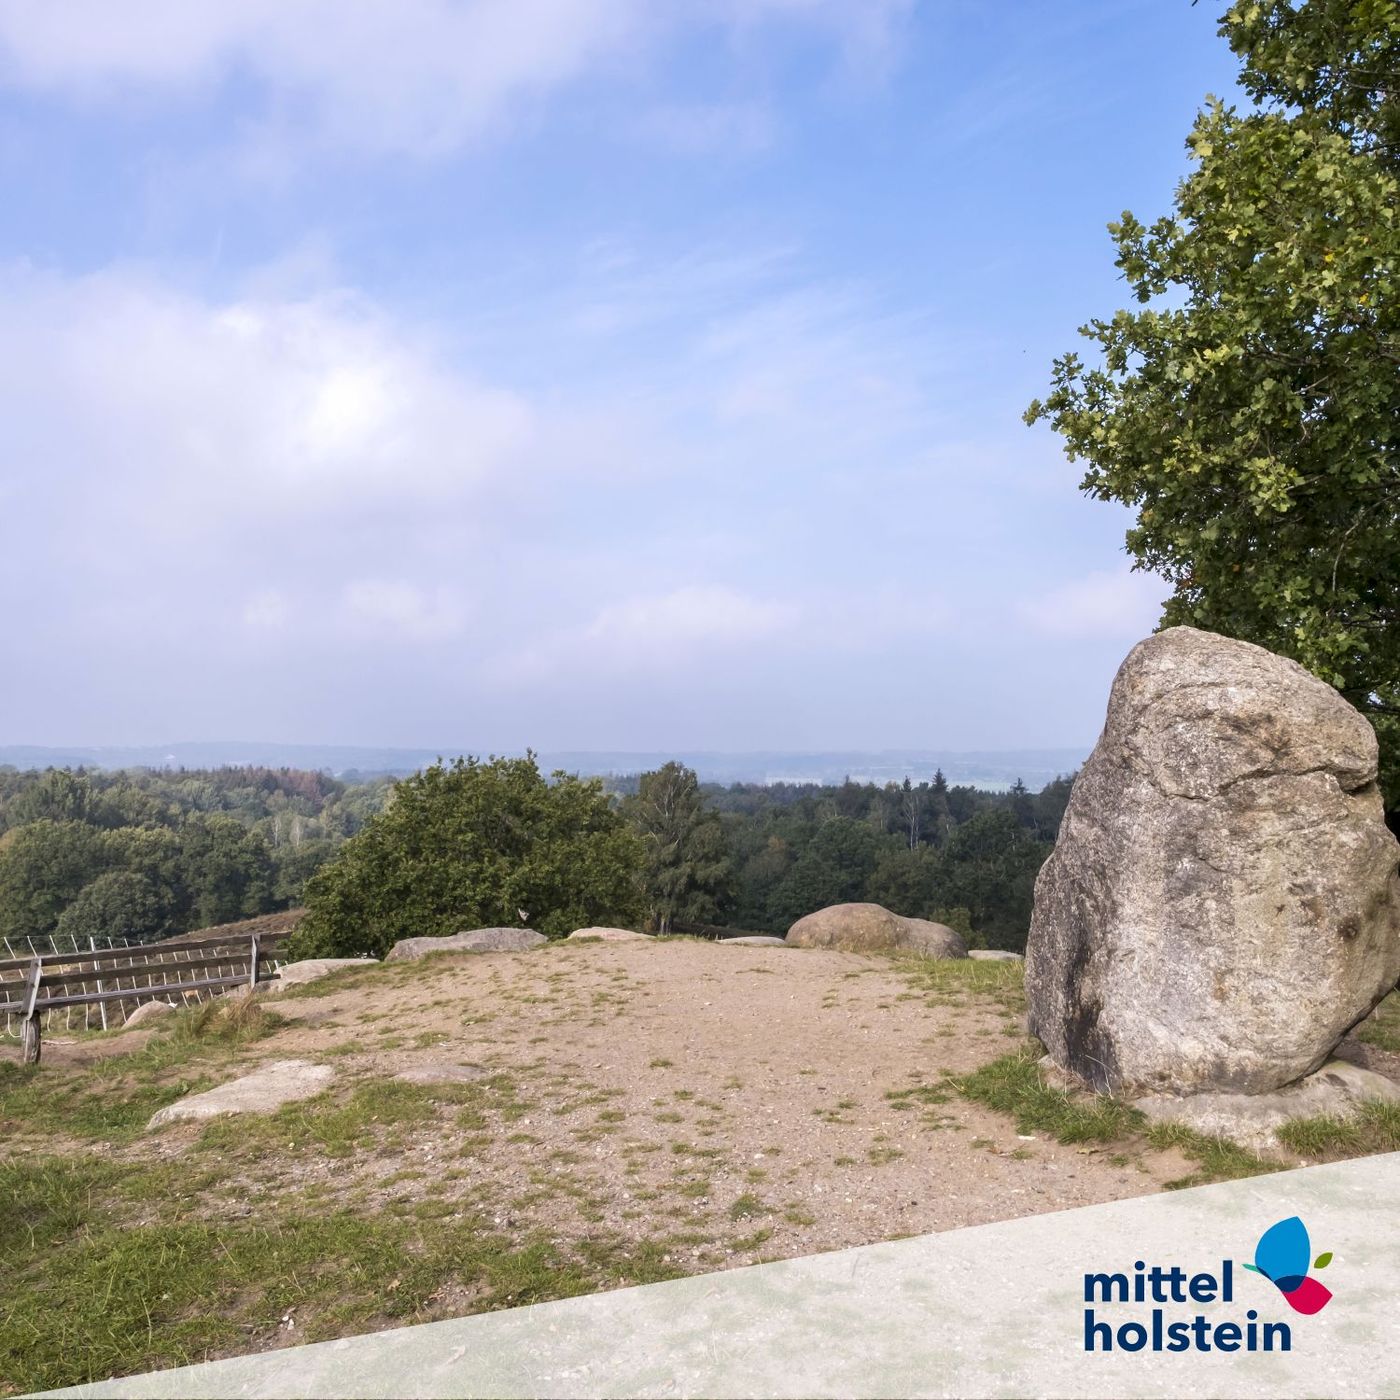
[249,934,261,990]
[90,936,109,1032]
[21,959,42,1066]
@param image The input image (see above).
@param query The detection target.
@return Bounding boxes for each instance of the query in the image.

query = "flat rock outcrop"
[1136,1059,1400,1151]
[785,903,967,959]
[721,936,789,947]
[273,958,376,986]
[385,929,546,961]
[566,927,651,942]
[147,1059,334,1128]
[1027,627,1400,1096]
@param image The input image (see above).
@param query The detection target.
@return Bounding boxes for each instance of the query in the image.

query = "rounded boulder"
[785,903,967,958]
[1027,627,1400,1096]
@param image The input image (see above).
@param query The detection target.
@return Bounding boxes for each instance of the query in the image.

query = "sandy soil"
[31,940,1205,1275]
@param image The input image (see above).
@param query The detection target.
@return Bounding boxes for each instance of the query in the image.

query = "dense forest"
[0,761,1074,954]
[0,766,393,950]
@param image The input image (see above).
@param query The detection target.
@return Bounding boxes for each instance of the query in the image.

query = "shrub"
[292,755,644,958]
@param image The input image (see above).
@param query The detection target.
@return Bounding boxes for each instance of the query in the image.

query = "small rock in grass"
[123,999,179,1027]
[147,1060,334,1129]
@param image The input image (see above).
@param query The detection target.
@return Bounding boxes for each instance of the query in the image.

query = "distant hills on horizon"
[0,742,1089,792]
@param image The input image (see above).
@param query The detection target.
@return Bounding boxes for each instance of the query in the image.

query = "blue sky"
[0,1,1242,755]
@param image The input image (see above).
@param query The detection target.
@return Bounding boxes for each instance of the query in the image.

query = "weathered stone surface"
[969,950,1024,962]
[148,1060,334,1128]
[385,929,546,961]
[1136,1060,1400,1152]
[273,958,376,986]
[785,903,967,959]
[123,999,178,1027]
[566,927,651,942]
[721,936,789,947]
[1027,626,1400,1096]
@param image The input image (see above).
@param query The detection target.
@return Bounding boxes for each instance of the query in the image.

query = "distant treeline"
[0,766,393,949]
[0,762,1073,952]
[703,773,1069,948]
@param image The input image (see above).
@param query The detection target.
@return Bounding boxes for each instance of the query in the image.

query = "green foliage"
[0,760,1070,954]
[0,819,108,944]
[0,765,394,947]
[622,763,731,932]
[294,755,646,957]
[1028,0,1400,805]
[54,870,164,945]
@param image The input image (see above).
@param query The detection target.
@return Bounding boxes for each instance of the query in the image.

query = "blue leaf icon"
[1255,1216,1311,1288]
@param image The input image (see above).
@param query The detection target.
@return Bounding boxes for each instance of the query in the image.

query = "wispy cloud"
[0,0,914,160]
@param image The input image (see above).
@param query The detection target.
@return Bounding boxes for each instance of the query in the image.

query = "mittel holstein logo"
[1083,1216,1333,1353]
[1243,1215,1334,1315]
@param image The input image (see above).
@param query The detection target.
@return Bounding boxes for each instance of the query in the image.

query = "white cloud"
[1019,568,1168,640]
[0,264,531,522]
[0,0,913,158]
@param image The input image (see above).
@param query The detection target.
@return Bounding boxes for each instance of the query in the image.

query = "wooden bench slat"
[2,968,279,1014]
[0,929,290,974]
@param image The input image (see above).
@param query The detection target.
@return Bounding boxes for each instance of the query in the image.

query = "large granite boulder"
[1028,627,1400,1096]
[385,928,545,962]
[565,927,652,942]
[785,903,967,958]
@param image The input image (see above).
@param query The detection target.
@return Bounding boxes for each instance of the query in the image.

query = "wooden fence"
[0,929,291,1066]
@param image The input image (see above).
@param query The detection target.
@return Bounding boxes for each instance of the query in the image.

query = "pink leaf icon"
[1281,1276,1332,1315]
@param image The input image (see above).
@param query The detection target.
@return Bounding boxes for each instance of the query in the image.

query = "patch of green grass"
[0,1152,685,1395]
[0,1061,216,1143]
[951,1049,1143,1144]
[897,955,1026,1014]
[198,1078,469,1160]
[1275,1099,1400,1159]
[1144,1122,1279,1190]
[727,1193,766,1220]
[732,1226,775,1251]
[884,1084,951,1109]
[1358,992,1400,1054]
[263,964,385,1000]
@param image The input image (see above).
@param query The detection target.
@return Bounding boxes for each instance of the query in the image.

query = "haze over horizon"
[0,2,1241,753]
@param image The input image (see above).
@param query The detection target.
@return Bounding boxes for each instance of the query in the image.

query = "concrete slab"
[44,1152,1400,1398]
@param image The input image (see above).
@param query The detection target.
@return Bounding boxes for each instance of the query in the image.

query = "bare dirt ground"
[36,940,1196,1266]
